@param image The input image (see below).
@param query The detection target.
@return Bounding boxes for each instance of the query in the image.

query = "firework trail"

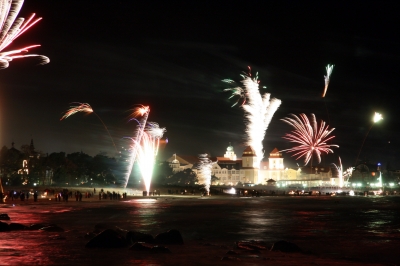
[146,122,166,156]
[131,122,166,195]
[124,105,150,188]
[197,154,216,195]
[60,102,93,120]
[281,113,338,166]
[354,112,383,166]
[60,102,118,153]
[0,0,49,69]
[224,68,282,166]
[343,167,353,184]
[331,157,344,188]
[223,79,245,107]
[322,64,334,98]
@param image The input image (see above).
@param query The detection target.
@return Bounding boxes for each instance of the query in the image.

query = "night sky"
[1,0,399,169]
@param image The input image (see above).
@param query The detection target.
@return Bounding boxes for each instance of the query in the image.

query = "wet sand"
[0,192,399,265]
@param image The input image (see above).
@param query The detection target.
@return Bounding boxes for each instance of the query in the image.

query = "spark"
[281,113,338,165]
[146,122,166,156]
[196,154,216,195]
[125,105,150,188]
[331,157,344,188]
[131,122,166,195]
[343,167,354,183]
[322,64,334,97]
[0,0,49,69]
[224,68,282,166]
[60,102,117,153]
[60,103,93,120]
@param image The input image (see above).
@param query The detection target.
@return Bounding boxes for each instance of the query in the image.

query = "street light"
[354,112,383,166]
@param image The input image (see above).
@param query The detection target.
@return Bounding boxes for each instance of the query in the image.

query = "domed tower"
[223,143,237,161]
[169,154,180,172]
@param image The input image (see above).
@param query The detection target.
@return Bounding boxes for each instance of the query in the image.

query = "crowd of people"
[3,190,39,202]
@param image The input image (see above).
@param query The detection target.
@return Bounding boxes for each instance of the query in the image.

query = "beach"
[0,190,399,265]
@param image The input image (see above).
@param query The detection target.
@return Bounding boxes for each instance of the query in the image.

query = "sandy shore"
[0,190,397,265]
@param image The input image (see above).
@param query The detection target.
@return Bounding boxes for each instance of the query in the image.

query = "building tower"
[241,146,259,183]
[223,143,237,161]
[268,148,284,170]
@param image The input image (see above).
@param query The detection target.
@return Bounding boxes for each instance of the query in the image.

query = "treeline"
[0,144,208,187]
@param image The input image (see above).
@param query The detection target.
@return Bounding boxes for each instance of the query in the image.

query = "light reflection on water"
[0,195,399,265]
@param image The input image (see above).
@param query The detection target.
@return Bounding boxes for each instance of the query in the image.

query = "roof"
[216,157,242,163]
[270,148,279,153]
[269,148,282,158]
[242,146,256,157]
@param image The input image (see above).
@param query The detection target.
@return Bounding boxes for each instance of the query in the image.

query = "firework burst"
[131,122,166,194]
[281,113,338,165]
[224,68,281,166]
[196,154,216,195]
[0,0,49,69]
[60,102,117,153]
[322,64,334,97]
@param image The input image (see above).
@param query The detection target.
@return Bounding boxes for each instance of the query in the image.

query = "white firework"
[197,154,216,195]
[331,157,344,188]
[225,70,281,166]
[322,64,334,97]
[343,167,354,183]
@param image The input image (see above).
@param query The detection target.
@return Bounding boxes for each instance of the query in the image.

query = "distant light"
[389,183,394,187]
[373,112,383,123]
[33,183,37,186]
[226,187,236,194]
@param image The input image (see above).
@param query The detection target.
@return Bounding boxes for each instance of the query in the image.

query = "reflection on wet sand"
[0,195,399,265]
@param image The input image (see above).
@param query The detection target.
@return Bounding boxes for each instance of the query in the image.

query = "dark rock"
[93,223,112,233]
[226,250,237,255]
[8,223,27,230]
[85,229,128,248]
[154,229,184,245]
[270,240,302,253]
[0,221,10,232]
[150,245,171,254]
[129,242,152,251]
[28,223,47,230]
[0,213,10,220]
[236,240,268,250]
[221,256,241,261]
[84,232,97,239]
[126,231,154,244]
[40,225,64,232]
